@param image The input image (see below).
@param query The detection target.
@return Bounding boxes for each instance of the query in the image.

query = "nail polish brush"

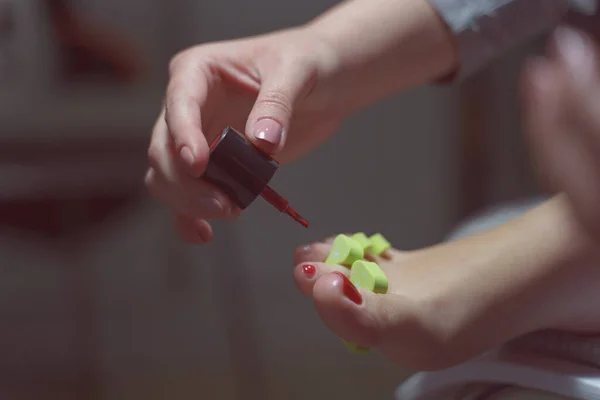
[203,126,309,228]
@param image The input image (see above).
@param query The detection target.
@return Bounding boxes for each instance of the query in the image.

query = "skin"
[145,0,600,371]
[145,0,456,242]
[289,26,600,370]
[523,26,600,242]
[293,195,600,370]
[146,2,600,245]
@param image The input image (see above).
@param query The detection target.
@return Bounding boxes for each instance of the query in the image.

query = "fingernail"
[302,264,316,278]
[554,26,595,83]
[333,272,362,305]
[253,118,283,147]
[180,146,195,168]
[199,196,225,215]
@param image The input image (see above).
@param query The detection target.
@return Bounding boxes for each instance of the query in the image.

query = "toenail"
[333,272,362,305]
[298,244,312,254]
[302,264,316,278]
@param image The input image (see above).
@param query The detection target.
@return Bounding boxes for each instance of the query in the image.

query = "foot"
[295,236,483,370]
[292,202,600,371]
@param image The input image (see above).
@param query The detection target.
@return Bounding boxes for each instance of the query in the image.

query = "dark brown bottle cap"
[203,126,279,209]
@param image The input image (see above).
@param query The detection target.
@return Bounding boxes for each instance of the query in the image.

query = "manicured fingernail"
[253,118,283,147]
[199,196,225,215]
[333,272,362,305]
[554,26,595,83]
[180,146,195,168]
[302,264,316,278]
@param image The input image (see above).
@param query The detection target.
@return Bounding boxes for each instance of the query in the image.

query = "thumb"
[245,64,314,155]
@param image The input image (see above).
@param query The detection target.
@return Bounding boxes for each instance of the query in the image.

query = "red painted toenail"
[333,272,362,305]
[302,264,316,278]
[298,244,312,254]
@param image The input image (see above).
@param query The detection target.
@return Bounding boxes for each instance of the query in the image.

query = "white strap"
[396,352,600,400]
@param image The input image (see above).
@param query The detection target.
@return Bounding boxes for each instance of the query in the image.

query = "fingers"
[174,214,213,244]
[165,53,212,176]
[146,114,235,220]
[245,57,318,155]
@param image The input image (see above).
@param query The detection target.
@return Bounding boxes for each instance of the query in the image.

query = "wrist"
[303,0,457,113]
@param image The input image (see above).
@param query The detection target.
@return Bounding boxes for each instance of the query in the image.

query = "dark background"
[0,0,550,399]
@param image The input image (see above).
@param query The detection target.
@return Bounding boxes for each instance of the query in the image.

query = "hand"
[145,27,344,243]
[523,26,600,240]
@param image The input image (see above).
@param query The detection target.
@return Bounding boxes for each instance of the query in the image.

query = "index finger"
[165,62,212,177]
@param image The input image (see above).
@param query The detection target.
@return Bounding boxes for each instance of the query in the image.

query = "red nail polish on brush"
[333,272,362,305]
[203,126,308,228]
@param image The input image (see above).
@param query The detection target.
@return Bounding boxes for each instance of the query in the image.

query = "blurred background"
[0,0,547,399]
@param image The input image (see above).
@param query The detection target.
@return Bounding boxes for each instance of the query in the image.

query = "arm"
[308,0,458,114]
[307,0,589,114]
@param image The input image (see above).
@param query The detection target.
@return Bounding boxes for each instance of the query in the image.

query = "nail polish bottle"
[203,126,308,228]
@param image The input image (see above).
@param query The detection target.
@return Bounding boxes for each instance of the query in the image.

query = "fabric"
[427,0,599,80]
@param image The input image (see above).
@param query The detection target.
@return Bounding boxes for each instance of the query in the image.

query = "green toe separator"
[325,234,364,267]
[349,260,388,294]
[351,232,372,252]
[368,233,391,256]
[343,260,389,354]
[344,340,370,353]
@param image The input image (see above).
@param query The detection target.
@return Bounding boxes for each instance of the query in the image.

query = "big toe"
[311,273,437,367]
[311,272,383,347]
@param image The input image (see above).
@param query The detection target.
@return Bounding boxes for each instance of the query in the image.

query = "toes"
[370,248,405,263]
[293,234,408,296]
[311,272,386,347]
[293,262,349,296]
[293,241,333,265]
[311,272,438,366]
[293,234,350,264]
[293,233,402,265]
